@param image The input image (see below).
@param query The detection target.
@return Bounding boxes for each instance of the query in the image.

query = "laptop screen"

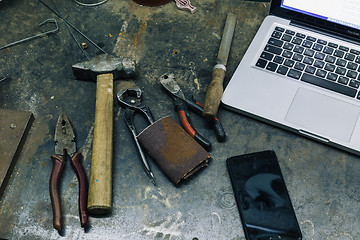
[281,0,360,31]
[270,0,360,41]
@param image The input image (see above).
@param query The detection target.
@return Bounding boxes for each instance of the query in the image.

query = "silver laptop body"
[222,0,360,155]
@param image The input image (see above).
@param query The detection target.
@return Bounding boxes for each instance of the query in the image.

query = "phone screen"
[227,150,302,240]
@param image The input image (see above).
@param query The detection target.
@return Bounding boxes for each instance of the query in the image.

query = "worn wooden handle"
[203,67,226,120]
[87,73,113,215]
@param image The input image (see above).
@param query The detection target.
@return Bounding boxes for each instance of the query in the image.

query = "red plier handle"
[49,152,88,231]
[175,98,212,151]
[186,98,226,142]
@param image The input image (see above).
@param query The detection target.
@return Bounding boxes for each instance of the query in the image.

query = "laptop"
[222,0,360,155]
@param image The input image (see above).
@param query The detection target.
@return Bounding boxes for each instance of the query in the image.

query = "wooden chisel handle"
[187,98,226,142]
[87,73,113,214]
[49,155,65,231]
[70,152,88,228]
[203,66,226,120]
[203,13,236,120]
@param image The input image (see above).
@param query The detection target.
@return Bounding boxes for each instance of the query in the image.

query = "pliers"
[117,88,156,185]
[160,73,226,151]
[49,113,88,231]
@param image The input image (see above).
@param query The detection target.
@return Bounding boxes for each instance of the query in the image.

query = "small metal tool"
[175,0,196,13]
[0,18,59,51]
[117,88,156,185]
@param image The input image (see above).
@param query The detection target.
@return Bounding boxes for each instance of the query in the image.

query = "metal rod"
[0,18,59,51]
[39,0,107,55]
[51,0,90,60]
[65,22,91,60]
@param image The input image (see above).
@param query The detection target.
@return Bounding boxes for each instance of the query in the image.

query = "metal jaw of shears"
[117,87,155,124]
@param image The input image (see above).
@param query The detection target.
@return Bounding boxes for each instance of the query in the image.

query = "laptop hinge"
[298,130,330,143]
[290,20,360,46]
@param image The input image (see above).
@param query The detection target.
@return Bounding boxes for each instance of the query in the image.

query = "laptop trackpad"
[285,88,360,142]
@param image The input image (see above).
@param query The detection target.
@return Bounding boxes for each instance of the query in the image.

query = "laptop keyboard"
[256,26,360,99]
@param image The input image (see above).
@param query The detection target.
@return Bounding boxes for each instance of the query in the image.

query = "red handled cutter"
[160,73,226,151]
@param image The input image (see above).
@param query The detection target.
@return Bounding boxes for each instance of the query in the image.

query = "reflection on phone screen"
[227,150,302,240]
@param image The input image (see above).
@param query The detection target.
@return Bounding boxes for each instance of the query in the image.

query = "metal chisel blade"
[216,13,237,66]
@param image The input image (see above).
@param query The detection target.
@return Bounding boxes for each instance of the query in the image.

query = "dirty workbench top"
[1,0,360,239]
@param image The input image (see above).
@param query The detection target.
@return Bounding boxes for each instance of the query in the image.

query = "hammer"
[72,54,136,214]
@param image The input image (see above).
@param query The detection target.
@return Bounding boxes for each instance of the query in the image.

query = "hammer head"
[72,54,136,81]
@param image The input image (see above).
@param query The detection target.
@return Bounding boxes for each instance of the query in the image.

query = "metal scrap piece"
[175,0,196,13]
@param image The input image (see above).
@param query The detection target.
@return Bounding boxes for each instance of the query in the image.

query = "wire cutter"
[160,73,226,151]
[117,88,156,185]
[49,113,88,231]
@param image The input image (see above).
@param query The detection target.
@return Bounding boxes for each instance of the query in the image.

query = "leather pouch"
[137,116,211,185]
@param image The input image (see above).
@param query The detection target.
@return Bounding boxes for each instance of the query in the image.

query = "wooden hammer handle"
[87,73,113,214]
[203,67,226,120]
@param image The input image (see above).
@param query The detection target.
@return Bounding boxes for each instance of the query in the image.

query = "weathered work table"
[1,0,360,239]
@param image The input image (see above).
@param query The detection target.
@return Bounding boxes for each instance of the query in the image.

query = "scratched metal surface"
[0,0,360,239]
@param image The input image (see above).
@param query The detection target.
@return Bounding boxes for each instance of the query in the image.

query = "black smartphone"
[226,150,302,240]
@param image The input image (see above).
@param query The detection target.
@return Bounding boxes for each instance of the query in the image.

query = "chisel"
[203,12,237,120]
